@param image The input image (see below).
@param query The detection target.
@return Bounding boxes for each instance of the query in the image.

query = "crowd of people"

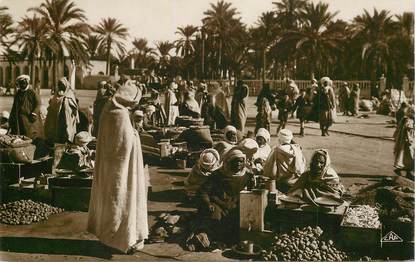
[1,72,413,253]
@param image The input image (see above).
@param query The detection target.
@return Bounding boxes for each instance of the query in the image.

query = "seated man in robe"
[263,129,306,193]
[253,128,272,164]
[288,149,345,205]
[195,149,254,246]
[213,125,238,158]
[185,149,221,200]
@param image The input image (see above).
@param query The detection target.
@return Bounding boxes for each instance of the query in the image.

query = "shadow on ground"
[149,189,185,203]
[157,169,189,178]
[0,237,117,259]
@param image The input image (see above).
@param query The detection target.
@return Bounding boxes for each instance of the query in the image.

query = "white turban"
[198,148,220,171]
[113,80,142,108]
[224,125,237,135]
[1,111,10,119]
[74,131,92,146]
[16,75,30,83]
[238,138,259,157]
[133,110,144,118]
[278,129,293,145]
[320,77,332,87]
[145,105,156,114]
[256,128,270,143]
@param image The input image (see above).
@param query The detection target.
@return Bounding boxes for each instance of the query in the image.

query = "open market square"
[0,0,414,261]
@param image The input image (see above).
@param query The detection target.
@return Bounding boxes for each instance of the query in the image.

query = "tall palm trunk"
[30,58,37,93]
[218,39,222,79]
[52,58,57,90]
[262,47,266,81]
[106,40,112,75]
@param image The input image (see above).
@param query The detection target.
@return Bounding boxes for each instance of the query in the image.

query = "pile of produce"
[0,200,64,225]
[260,226,348,261]
[342,205,381,228]
[351,177,414,222]
[149,212,190,243]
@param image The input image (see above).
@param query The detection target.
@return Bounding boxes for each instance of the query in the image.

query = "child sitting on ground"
[57,131,94,172]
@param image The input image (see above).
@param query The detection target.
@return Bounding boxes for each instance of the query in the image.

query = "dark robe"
[197,168,253,244]
[293,95,307,121]
[9,88,44,140]
[201,103,228,130]
[231,85,248,132]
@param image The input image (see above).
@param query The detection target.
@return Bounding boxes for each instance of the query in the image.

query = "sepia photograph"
[0,0,414,261]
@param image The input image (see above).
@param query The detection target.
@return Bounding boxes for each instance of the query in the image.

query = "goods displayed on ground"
[0,134,36,163]
[0,200,64,225]
[259,226,348,261]
[342,205,381,229]
[148,212,190,243]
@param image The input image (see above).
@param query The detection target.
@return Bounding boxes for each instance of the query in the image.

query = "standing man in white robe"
[164,82,180,126]
[88,79,148,253]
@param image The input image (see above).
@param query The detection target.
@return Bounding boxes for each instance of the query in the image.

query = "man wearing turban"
[44,77,79,144]
[9,75,44,141]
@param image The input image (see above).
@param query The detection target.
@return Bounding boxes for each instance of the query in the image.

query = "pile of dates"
[0,200,64,225]
[260,226,348,261]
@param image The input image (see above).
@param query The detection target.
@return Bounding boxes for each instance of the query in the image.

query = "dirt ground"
[0,90,401,261]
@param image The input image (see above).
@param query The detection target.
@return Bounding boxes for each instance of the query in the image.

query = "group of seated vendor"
[184,125,345,249]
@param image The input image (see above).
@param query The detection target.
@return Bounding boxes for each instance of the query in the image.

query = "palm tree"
[31,0,90,85]
[175,25,198,57]
[16,15,48,88]
[132,38,150,55]
[391,12,414,82]
[203,1,241,78]
[94,17,128,75]
[0,6,17,88]
[280,2,341,78]
[353,9,396,84]
[273,0,307,30]
[252,11,278,80]
[131,37,156,69]
[175,25,198,79]
[155,41,174,76]
[0,6,14,46]
[85,35,105,59]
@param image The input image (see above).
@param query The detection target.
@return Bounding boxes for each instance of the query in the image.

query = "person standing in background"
[44,77,79,144]
[231,80,248,133]
[164,82,180,126]
[338,82,350,116]
[255,83,274,133]
[9,75,44,141]
[349,84,360,116]
[315,77,336,136]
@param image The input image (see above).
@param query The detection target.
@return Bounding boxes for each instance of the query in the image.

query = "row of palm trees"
[1,0,414,88]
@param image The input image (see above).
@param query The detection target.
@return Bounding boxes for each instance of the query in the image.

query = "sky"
[1,0,415,50]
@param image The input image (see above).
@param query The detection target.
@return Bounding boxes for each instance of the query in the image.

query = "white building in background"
[0,56,106,89]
